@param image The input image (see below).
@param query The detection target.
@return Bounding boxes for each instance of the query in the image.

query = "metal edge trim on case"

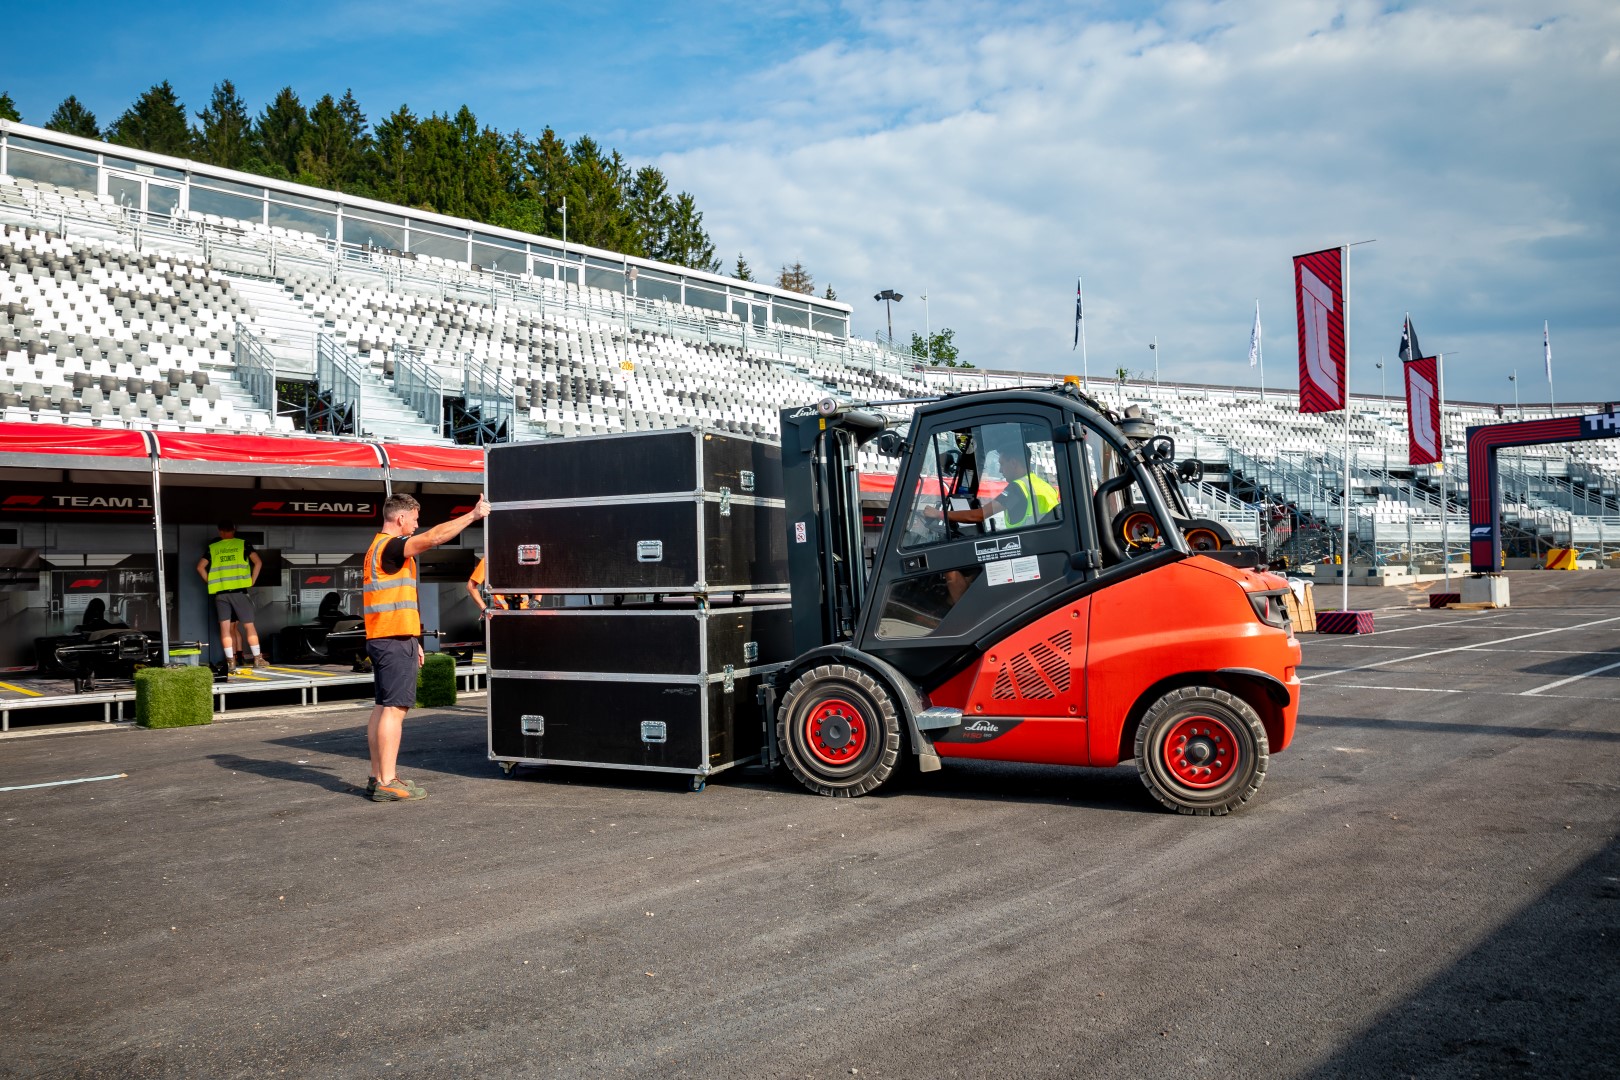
[489,662,789,684]
[486,755,757,778]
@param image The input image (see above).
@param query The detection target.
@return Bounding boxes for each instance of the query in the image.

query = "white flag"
[1248,300,1262,367]
[1544,321,1552,381]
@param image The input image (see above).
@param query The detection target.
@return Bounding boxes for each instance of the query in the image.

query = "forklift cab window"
[902,422,1060,545]
[878,421,1064,641]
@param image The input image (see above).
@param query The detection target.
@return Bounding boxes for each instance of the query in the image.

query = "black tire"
[1180,517,1233,553]
[1112,503,1162,552]
[776,663,903,798]
[1135,686,1268,816]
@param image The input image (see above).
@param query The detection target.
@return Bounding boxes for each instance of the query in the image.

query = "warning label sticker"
[986,556,1042,586]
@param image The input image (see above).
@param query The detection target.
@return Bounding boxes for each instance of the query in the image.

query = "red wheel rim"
[804,698,868,766]
[1161,714,1239,788]
[1122,513,1159,550]
[1185,528,1222,552]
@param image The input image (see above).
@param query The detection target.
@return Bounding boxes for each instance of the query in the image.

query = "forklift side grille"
[992,630,1074,701]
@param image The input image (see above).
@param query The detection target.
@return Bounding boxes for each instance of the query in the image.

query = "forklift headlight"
[1250,590,1291,630]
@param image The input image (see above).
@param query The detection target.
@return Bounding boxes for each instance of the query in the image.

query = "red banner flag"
[1294,247,1346,413]
[1404,356,1442,465]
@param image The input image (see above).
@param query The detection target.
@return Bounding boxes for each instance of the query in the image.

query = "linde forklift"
[767,380,1300,815]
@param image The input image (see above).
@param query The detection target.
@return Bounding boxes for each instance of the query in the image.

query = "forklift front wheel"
[1135,686,1268,816]
[777,664,902,798]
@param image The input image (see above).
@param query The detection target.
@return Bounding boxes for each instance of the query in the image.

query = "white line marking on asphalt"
[1313,683,1469,694]
[1300,615,1620,681]
[0,772,128,792]
[1521,657,1620,696]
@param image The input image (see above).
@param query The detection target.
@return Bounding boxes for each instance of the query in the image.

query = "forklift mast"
[779,398,892,658]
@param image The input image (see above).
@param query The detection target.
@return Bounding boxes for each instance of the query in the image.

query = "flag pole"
[1251,298,1265,403]
[1076,277,1089,392]
[1544,321,1555,417]
[1438,352,1450,591]
[1341,245,1352,613]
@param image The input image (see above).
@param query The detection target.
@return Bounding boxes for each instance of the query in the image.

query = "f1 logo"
[1299,266,1340,403]
[1410,370,1439,460]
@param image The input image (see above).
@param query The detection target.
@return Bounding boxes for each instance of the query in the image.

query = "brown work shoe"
[253,655,270,670]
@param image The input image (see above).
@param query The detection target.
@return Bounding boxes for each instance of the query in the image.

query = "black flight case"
[484,429,792,789]
[486,600,791,789]
[483,427,787,596]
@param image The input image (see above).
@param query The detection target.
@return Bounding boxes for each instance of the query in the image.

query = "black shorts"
[212,591,256,624]
[367,637,420,708]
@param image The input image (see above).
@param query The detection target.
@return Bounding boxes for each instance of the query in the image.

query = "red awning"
[380,444,484,474]
[0,422,150,459]
[154,432,385,468]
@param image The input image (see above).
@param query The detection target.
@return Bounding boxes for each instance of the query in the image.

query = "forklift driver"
[927,428,1060,531]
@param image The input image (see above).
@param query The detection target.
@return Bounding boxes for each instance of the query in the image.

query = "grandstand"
[3,119,1618,570]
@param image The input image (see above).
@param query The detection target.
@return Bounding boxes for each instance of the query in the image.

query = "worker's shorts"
[367,636,420,708]
[212,590,256,624]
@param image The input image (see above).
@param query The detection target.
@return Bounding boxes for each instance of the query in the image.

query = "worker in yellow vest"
[363,492,490,803]
[196,521,265,673]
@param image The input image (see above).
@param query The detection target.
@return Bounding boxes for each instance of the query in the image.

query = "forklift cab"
[855,390,1183,688]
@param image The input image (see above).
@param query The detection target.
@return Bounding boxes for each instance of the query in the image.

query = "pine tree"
[626,166,673,259]
[0,92,20,122]
[195,80,252,170]
[298,90,369,189]
[662,192,718,272]
[370,105,416,203]
[255,87,309,179]
[563,136,631,251]
[776,261,814,295]
[107,81,192,156]
[45,96,100,139]
[823,284,838,301]
[735,254,753,281]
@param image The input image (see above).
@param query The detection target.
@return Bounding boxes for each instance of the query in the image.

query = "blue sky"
[5,0,1617,408]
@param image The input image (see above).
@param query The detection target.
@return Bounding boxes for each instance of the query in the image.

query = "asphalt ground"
[2,571,1617,1079]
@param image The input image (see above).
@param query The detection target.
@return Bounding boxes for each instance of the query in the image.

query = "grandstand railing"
[393,350,444,431]
[232,322,278,417]
[461,353,514,443]
[315,333,365,434]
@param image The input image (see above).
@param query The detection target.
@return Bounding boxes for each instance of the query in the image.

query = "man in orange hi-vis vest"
[363,492,490,803]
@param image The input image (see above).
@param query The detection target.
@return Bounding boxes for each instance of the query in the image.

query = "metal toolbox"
[485,428,787,595]
[487,600,792,787]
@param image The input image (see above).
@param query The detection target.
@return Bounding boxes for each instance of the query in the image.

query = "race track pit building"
[0,422,486,728]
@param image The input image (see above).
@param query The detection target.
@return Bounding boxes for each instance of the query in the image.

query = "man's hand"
[416,642,425,668]
[472,495,491,520]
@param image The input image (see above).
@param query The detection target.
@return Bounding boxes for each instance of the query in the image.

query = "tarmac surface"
[3,571,1617,1078]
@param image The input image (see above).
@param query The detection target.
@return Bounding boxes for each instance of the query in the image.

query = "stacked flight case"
[484,428,792,789]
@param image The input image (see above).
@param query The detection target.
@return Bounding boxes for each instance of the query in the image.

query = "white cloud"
[649,0,1620,404]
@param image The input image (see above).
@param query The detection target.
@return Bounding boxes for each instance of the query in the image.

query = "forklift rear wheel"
[777,663,902,798]
[1181,518,1232,553]
[1135,686,1268,816]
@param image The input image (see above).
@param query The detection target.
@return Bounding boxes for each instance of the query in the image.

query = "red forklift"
[770,380,1300,815]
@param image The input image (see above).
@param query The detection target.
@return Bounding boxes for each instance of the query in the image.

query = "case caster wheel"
[498,761,518,777]
[688,776,706,793]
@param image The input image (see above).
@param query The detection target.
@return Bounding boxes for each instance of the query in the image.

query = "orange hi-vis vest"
[363,533,421,638]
